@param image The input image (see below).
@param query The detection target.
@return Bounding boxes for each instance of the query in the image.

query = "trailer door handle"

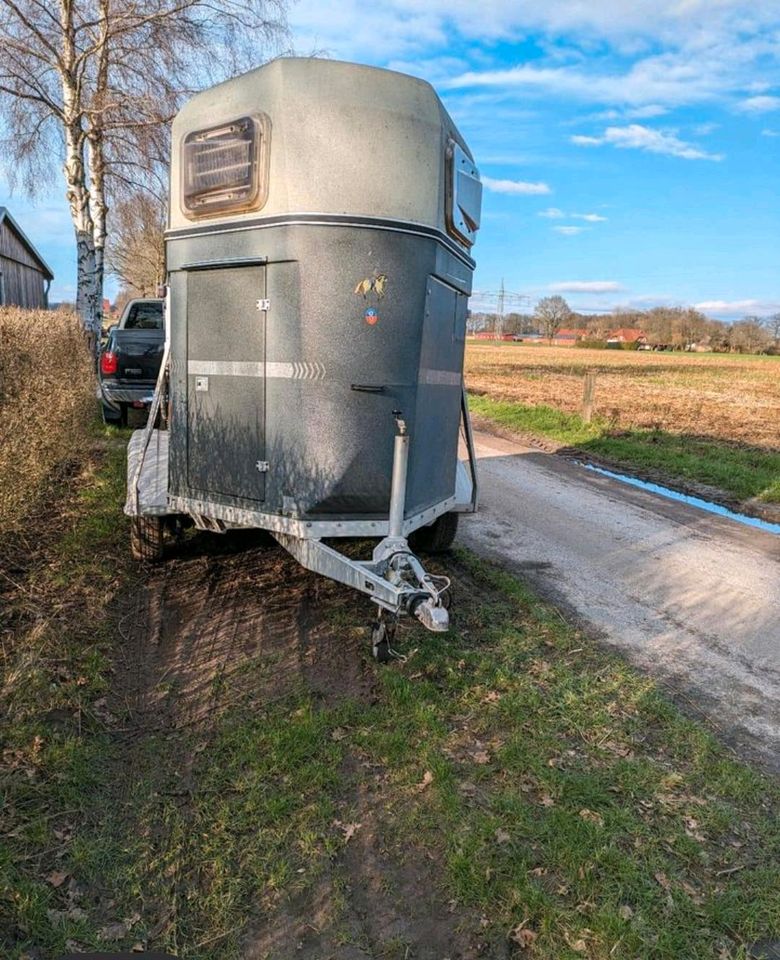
[351,384,386,393]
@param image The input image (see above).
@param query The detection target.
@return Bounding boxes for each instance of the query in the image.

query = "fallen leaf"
[539,793,555,807]
[654,871,671,891]
[571,939,587,953]
[330,727,348,741]
[416,770,434,791]
[48,906,87,924]
[472,750,490,765]
[509,925,537,949]
[579,808,604,827]
[99,921,129,941]
[618,904,634,920]
[495,829,511,844]
[333,820,362,842]
[47,871,69,888]
[681,881,705,905]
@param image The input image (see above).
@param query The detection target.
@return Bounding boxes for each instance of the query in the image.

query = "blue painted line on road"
[581,463,780,536]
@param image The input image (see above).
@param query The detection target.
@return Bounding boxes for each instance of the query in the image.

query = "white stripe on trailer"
[187,360,326,379]
[419,368,461,386]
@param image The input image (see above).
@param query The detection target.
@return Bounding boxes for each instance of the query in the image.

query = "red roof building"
[607,328,647,344]
[472,331,515,340]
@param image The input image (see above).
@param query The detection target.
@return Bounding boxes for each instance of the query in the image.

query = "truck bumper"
[99,382,156,410]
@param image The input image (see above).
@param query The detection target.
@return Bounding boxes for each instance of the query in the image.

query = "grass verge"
[353,554,780,957]
[2,432,779,959]
[469,392,780,503]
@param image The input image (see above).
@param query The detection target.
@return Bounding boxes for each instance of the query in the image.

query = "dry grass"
[0,308,95,532]
[465,343,780,450]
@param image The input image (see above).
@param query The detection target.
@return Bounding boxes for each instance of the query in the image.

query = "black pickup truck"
[98,299,164,425]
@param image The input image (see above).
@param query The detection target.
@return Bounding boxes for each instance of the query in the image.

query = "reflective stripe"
[187,359,326,380]
[420,368,462,386]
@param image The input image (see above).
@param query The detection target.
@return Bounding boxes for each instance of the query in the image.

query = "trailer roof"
[169,57,472,233]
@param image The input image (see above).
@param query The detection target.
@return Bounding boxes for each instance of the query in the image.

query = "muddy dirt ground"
[114,531,485,959]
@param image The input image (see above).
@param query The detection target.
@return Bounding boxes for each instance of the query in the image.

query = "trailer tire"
[408,511,459,554]
[130,516,164,562]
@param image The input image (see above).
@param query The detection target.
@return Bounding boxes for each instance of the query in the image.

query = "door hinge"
[256,298,270,311]
[255,460,269,473]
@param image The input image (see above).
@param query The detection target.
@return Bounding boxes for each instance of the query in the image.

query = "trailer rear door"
[185,263,266,501]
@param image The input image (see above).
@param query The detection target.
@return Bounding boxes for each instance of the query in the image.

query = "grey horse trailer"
[125,57,482,658]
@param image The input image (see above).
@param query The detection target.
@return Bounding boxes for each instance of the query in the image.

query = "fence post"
[582,370,596,423]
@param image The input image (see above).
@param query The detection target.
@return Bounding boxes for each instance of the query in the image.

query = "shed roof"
[0,207,54,280]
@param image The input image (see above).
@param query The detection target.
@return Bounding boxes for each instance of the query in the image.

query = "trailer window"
[446,141,482,248]
[181,115,268,218]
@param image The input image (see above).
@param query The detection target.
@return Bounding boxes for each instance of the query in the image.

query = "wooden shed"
[0,207,53,309]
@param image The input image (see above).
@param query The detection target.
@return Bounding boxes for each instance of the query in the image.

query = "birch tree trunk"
[65,125,100,340]
[88,133,106,332]
[86,0,110,337]
[59,0,100,344]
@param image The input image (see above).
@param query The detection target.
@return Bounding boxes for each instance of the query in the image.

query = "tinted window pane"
[124,302,163,329]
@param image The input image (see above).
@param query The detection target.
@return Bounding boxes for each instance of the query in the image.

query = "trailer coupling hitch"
[382,548,450,632]
[412,595,449,632]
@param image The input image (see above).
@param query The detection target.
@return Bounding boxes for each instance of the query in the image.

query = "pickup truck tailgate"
[114,330,163,380]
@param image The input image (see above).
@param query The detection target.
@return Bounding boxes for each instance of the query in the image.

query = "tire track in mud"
[110,532,482,959]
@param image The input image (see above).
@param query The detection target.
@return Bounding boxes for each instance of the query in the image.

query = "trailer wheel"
[408,511,459,554]
[130,515,164,562]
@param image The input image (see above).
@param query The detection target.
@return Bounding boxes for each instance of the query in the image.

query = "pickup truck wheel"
[130,516,164,562]
[408,511,459,554]
[102,403,127,426]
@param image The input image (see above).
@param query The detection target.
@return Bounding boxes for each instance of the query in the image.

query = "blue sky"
[3,0,779,318]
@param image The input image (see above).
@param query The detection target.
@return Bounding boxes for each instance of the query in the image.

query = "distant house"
[607,327,648,347]
[472,331,515,341]
[0,208,53,309]
[514,328,586,346]
[552,327,587,346]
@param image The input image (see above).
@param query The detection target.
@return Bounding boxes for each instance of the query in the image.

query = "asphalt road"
[459,430,780,771]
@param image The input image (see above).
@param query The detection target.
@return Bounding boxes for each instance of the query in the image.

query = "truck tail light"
[100,350,118,375]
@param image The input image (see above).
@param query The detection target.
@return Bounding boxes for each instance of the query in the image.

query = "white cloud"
[736,95,780,113]
[554,225,586,235]
[290,1,780,68]
[550,280,623,293]
[571,124,723,160]
[482,175,551,195]
[762,128,780,137]
[695,298,780,316]
[629,104,669,118]
[539,207,607,221]
[444,52,737,108]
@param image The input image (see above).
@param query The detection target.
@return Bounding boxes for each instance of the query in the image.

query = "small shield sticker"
[365,308,378,326]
